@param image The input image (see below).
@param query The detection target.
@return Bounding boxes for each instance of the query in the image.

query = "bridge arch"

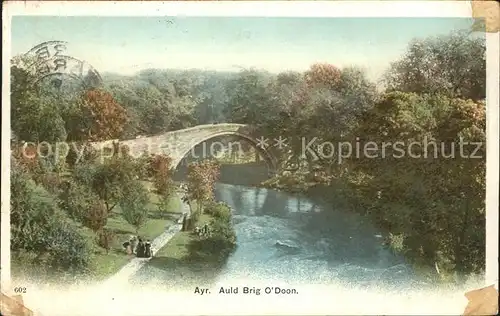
[171,130,278,175]
[91,123,279,176]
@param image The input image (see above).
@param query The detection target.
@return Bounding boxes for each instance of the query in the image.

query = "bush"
[39,172,63,195]
[209,218,237,246]
[185,201,236,264]
[204,201,232,221]
[45,221,94,274]
[10,167,94,276]
[72,162,98,186]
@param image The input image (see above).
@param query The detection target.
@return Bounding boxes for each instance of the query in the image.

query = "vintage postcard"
[1,1,499,315]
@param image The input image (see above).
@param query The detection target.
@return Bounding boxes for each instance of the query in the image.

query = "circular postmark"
[23,41,102,91]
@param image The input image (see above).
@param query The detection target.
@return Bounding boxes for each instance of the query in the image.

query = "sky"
[11,16,476,82]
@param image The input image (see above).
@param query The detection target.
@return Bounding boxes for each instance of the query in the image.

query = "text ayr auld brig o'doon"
[194,286,299,296]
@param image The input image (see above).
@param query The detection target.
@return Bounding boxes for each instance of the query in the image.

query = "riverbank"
[140,213,221,289]
[131,200,237,290]
[10,180,184,284]
[102,200,191,286]
[89,182,184,281]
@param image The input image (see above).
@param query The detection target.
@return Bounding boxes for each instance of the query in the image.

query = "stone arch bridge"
[92,123,278,174]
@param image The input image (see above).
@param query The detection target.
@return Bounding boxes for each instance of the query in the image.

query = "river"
[132,179,428,293]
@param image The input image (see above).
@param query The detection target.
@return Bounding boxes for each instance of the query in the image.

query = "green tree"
[224,69,273,125]
[384,31,486,101]
[350,91,485,277]
[120,181,150,234]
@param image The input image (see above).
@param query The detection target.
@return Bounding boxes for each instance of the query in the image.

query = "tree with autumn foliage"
[67,88,128,142]
[304,63,342,90]
[148,154,175,196]
[185,160,220,223]
[147,154,176,219]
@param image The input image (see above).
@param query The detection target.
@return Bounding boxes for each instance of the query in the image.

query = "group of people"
[123,236,153,258]
[194,224,210,238]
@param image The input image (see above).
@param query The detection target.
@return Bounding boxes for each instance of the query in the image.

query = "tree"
[59,180,107,231]
[89,150,141,214]
[384,31,486,101]
[68,88,128,141]
[11,64,68,143]
[148,154,175,197]
[304,63,342,90]
[120,181,150,234]
[84,200,109,233]
[185,160,220,219]
[262,66,378,176]
[224,69,273,125]
[96,229,115,254]
[350,91,485,276]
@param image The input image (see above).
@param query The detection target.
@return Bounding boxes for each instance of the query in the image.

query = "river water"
[132,180,428,292]
[214,183,424,291]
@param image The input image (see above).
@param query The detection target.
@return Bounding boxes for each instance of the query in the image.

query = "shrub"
[59,181,100,224]
[45,221,94,274]
[10,168,94,276]
[60,181,108,232]
[204,201,232,221]
[184,200,236,264]
[39,172,63,195]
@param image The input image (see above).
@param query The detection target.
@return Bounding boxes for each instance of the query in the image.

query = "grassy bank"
[12,181,182,282]
[88,183,182,280]
[145,212,222,288]
[147,199,237,288]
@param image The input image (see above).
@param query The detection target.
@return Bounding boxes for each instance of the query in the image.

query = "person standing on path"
[182,213,188,231]
[136,237,145,258]
[144,240,152,258]
[129,236,137,254]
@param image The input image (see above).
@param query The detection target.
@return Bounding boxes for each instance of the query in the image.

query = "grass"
[142,212,220,289]
[90,181,183,280]
[154,212,211,259]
